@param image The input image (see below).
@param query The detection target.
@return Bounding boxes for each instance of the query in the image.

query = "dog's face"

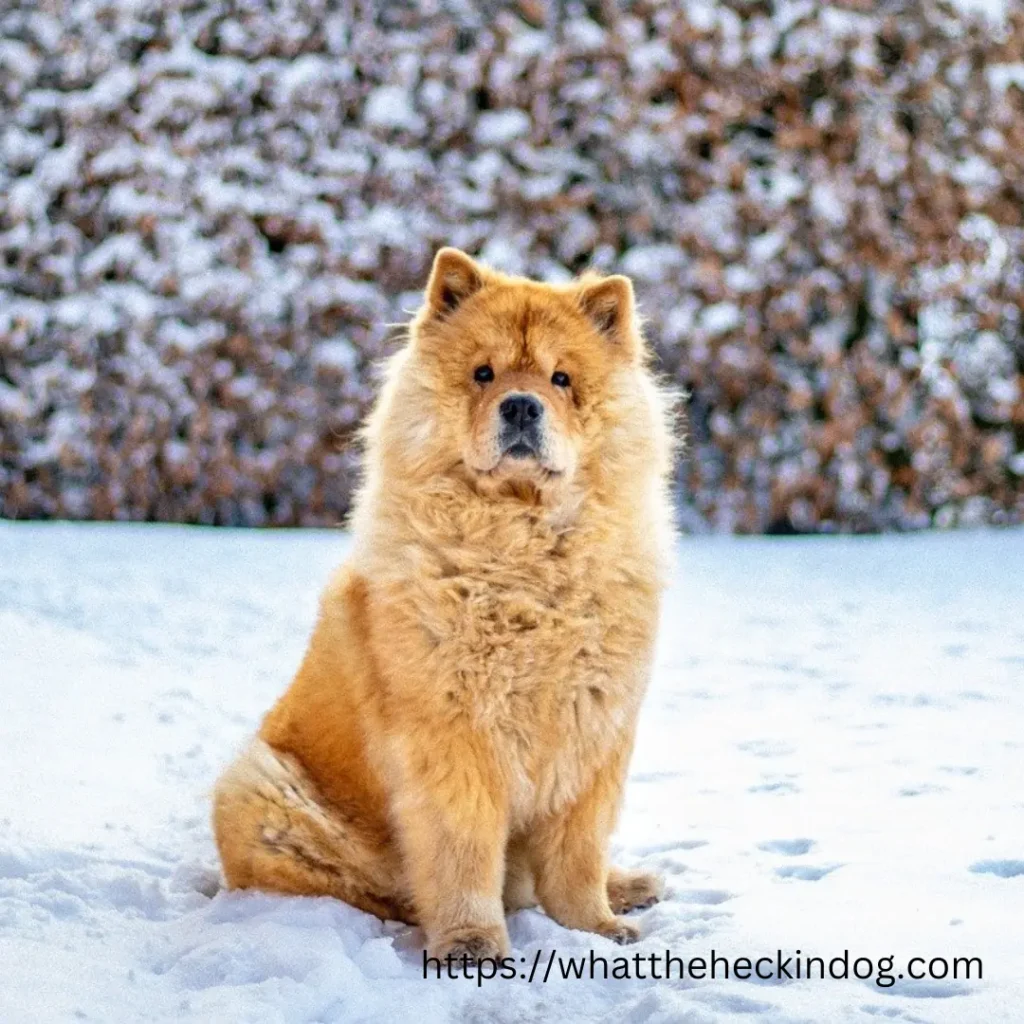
[391,248,657,503]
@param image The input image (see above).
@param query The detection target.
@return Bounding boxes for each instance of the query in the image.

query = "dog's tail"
[212,738,413,922]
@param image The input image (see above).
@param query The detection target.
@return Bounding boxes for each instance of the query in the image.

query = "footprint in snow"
[882,977,973,999]
[673,888,734,905]
[737,739,795,759]
[859,1003,933,1023]
[775,864,842,881]
[969,859,1024,878]
[898,783,948,797]
[635,838,709,855]
[758,838,814,856]
[690,990,777,1015]
[748,779,800,794]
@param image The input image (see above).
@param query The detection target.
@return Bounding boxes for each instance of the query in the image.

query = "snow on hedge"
[1,0,1022,530]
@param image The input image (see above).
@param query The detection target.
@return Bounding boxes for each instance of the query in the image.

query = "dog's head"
[372,248,674,507]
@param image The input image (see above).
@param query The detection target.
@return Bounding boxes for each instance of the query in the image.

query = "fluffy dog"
[213,248,677,961]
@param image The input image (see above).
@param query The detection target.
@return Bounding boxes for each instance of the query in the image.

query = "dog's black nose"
[499,395,543,430]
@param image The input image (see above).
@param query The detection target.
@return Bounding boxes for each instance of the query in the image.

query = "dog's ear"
[424,248,484,318]
[577,274,641,360]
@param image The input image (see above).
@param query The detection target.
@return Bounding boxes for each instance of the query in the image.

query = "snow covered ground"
[0,522,1022,1023]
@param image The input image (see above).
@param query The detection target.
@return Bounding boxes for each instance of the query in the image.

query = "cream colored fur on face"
[213,248,678,961]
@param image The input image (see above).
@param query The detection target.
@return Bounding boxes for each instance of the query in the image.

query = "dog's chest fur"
[367,504,660,819]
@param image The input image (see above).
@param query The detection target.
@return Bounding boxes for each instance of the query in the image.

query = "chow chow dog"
[213,248,677,961]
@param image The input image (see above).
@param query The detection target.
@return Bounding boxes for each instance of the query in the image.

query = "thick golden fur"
[213,248,677,961]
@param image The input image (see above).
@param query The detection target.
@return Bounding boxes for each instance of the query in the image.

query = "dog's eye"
[473,365,494,384]
[551,371,571,388]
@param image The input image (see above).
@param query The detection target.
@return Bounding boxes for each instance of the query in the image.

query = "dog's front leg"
[529,741,640,944]
[387,726,510,962]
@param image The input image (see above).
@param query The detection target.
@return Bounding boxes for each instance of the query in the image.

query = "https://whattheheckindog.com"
[423,946,983,988]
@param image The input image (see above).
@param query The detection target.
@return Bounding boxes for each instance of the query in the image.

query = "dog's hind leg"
[212,739,414,923]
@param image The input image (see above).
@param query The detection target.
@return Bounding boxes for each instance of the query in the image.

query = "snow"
[700,302,743,336]
[364,86,424,133]
[312,339,359,373]
[473,110,532,147]
[809,181,848,228]
[1,523,1022,1023]
[948,0,1011,24]
[620,245,689,284]
[986,63,1024,93]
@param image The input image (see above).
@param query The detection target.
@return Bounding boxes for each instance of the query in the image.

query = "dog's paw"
[607,868,664,914]
[595,916,641,945]
[429,925,510,966]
